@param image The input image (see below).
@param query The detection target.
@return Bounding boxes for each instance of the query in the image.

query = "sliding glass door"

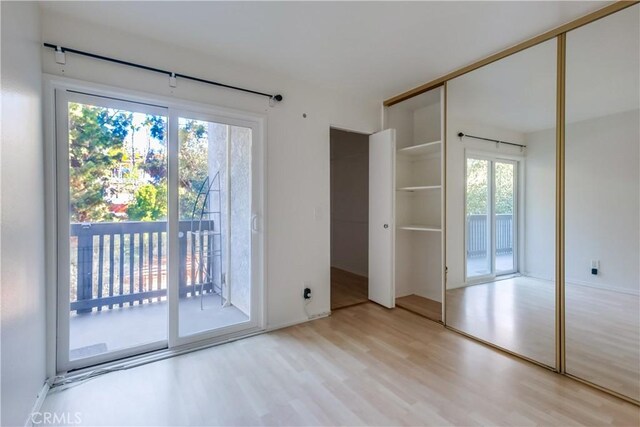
[465,155,517,282]
[175,113,255,343]
[56,89,263,371]
[56,91,169,370]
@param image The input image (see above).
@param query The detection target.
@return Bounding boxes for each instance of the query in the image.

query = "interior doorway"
[330,128,370,310]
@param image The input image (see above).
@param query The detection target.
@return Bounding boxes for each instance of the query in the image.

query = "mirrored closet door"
[445,38,557,367]
[565,4,640,401]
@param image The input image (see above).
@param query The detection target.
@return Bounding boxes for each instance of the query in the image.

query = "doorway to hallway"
[330,128,370,309]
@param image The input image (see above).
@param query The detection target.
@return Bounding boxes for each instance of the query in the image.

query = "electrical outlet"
[303,287,312,300]
[591,260,599,275]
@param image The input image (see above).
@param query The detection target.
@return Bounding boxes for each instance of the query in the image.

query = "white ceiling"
[39,1,613,101]
[448,39,558,134]
[448,4,639,134]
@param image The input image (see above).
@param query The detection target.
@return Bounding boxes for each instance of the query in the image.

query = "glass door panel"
[465,158,491,279]
[58,91,169,370]
[177,117,252,338]
[494,161,516,274]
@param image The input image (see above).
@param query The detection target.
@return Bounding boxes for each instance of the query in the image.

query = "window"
[465,154,518,281]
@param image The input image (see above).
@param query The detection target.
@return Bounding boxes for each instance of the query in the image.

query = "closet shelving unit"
[387,87,445,322]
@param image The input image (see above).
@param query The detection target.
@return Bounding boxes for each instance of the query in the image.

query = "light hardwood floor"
[447,276,640,401]
[446,277,556,367]
[43,303,639,426]
[330,267,368,310]
[396,294,442,322]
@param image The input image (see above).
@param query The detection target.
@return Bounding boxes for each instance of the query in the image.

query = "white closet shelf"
[397,140,441,157]
[397,224,442,232]
[396,185,441,192]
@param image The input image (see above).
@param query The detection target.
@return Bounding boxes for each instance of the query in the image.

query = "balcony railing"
[466,214,513,257]
[70,220,221,314]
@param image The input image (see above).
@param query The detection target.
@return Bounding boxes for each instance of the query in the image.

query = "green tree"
[466,158,489,215]
[127,184,167,221]
[178,120,208,219]
[494,162,514,214]
[466,158,514,216]
[69,103,132,222]
[68,104,209,224]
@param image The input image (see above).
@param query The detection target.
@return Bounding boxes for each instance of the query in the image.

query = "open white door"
[369,129,395,308]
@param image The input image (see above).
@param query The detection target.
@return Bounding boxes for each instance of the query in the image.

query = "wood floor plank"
[447,276,640,400]
[330,267,368,310]
[396,294,442,321]
[42,303,639,426]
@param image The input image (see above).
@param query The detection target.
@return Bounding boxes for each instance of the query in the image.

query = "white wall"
[565,110,640,295]
[523,110,639,294]
[523,128,555,282]
[1,2,46,426]
[330,130,369,277]
[565,110,639,293]
[40,11,380,330]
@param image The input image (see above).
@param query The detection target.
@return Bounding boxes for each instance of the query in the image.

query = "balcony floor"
[69,294,249,360]
[467,252,514,276]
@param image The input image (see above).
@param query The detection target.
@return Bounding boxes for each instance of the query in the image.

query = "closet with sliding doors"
[371,2,639,406]
[368,87,444,322]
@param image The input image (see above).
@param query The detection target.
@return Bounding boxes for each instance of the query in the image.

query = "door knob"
[383,224,389,229]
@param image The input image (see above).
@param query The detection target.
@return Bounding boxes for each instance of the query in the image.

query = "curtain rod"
[43,43,283,102]
[458,132,526,149]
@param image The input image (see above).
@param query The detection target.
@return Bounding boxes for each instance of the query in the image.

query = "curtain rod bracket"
[55,46,66,65]
[169,73,177,88]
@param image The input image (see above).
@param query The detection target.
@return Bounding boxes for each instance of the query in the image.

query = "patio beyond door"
[465,156,517,282]
[56,90,262,372]
[176,115,254,341]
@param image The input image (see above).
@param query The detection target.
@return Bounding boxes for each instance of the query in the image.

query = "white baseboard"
[330,264,368,278]
[521,271,554,282]
[266,311,330,331]
[459,272,640,297]
[24,380,51,427]
[524,272,640,296]
[565,277,640,296]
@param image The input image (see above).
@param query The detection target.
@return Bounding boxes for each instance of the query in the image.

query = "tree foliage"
[127,184,167,221]
[178,120,208,220]
[69,103,169,223]
[494,162,514,215]
[69,103,132,222]
[69,106,215,224]
[466,158,514,216]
